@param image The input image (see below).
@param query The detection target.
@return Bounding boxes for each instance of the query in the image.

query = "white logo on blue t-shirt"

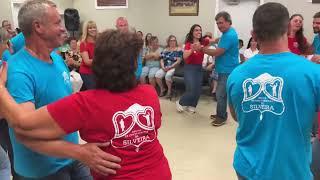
[242,73,285,120]
[62,71,70,85]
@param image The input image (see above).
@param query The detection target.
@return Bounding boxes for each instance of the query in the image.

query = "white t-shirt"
[244,48,259,59]
[202,45,216,68]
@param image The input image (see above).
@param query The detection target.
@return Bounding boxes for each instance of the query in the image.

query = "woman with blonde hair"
[79,20,98,90]
[155,35,182,98]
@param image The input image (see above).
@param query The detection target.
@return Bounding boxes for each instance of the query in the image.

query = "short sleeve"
[218,33,232,50]
[47,93,87,134]
[7,71,35,104]
[184,42,191,51]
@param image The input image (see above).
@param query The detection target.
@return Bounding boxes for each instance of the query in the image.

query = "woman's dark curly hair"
[290,14,308,54]
[185,24,203,44]
[92,30,143,92]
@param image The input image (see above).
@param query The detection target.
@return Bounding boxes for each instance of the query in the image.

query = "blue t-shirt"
[2,49,12,61]
[135,52,143,79]
[313,34,320,55]
[227,52,320,180]
[7,49,79,178]
[10,32,25,54]
[216,27,239,73]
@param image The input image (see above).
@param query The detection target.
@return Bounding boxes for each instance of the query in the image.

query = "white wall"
[218,0,260,47]
[0,0,72,29]
[2,0,320,44]
[73,0,216,45]
[0,0,13,26]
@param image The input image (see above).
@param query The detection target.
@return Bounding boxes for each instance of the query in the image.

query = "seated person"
[155,35,182,98]
[0,30,172,180]
[65,37,82,71]
[140,36,162,88]
[243,37,259,61]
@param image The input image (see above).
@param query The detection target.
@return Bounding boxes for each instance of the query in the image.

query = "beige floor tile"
[158,95,237,180]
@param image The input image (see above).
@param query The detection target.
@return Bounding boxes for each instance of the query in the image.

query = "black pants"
[0,120,18,180]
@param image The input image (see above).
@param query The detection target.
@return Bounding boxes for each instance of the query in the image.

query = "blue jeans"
[312,138,320,180]
[216,73,230,120]
[0,146,11,180]
[179,64,203,107]
[17,161,92,180]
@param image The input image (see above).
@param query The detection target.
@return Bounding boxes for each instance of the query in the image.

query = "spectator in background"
[176,24,205,113]
[137,31,143,40]
[115,17,129,33]
[115,17,143,79]
[145,33,152,49]
[243,37,259,61]
[79,20,97,90]
[1,20,16,38]
[238,39,245,63]
[65,37,82,71]
[140,36,161,88]
[288,14,310,55]
[155,35,183,98]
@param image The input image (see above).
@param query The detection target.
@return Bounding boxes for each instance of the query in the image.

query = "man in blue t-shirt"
[203,11,239,126]
[6,0,121,179]
[227,3,320,179]
[313,12,320,55]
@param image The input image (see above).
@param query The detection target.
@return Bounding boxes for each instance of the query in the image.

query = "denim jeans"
[17,161,92,180]
[312,138,320,180]
[216,73,230,120]
[179,64,203,107]
[80,73,95,90]
[0,146,11,180]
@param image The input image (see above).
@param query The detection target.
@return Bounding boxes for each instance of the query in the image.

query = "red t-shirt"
[184,42,204,65]
[79,41,95,74]
[47,85,171,180]
[288,36,307,55]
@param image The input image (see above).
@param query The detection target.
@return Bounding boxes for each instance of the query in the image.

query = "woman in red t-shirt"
[288,14,311,55]
[0,30,171,180]
[176,24,206,113]
[79,20,98,90]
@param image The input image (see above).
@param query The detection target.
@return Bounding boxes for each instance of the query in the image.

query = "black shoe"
[210,114,217,119]
[211,116,227,127]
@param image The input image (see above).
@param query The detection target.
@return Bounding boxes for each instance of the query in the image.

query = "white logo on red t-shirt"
[111,103,156,152]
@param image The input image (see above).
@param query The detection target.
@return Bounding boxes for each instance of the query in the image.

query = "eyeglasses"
[169,39,176,42]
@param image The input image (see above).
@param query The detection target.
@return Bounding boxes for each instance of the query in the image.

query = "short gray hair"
[18,0,56,37]
[215,11,232,25]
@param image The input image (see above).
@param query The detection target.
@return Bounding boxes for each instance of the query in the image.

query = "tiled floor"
[158,95,238,180]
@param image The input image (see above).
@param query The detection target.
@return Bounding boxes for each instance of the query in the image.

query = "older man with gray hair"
[5,0,121,179]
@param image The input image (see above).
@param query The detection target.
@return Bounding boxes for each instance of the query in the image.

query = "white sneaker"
[176,101,187,112]
[187,106,196,113]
